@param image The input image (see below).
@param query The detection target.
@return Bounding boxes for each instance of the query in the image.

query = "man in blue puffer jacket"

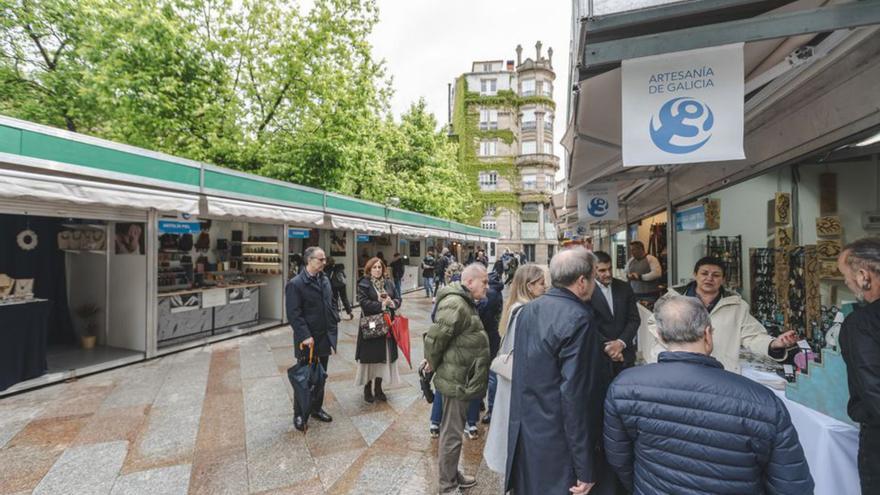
[604,295,813,494]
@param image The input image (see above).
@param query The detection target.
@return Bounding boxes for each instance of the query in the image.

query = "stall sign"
[158,220,201,234]
[577,183,619,222]
[675,204,707,231]
[357,234,371,242]
[288,228,310,239]
[202,288,227,308]
[622,43,745,167]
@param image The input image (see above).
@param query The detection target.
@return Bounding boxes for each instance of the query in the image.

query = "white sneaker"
[465,424,479,440]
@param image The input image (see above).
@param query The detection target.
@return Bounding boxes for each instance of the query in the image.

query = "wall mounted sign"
[622,43,745,167]
[158,220,201,235]
[357,234,371,242]
[288,228,310,239]
[675,204,706,231]
[577,183,619,222]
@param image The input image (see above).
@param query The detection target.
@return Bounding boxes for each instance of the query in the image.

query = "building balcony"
[521,121,537,131]
[516,153,559,168]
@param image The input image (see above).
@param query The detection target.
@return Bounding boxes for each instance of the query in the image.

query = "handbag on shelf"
[359,312,390,340]
[57,231,72,250]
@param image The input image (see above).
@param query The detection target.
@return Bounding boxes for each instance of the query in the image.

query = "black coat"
[285,270,339,358]
[604,351,814,494]
[589,278,640,370]
[506,288,612,494]
[478,274,504,357]
[840,298,880,427]
[355,277,400,364]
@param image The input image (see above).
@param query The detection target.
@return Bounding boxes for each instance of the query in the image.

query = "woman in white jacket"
[483,263,549,475]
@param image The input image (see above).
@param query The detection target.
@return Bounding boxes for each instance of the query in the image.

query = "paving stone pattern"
[0,293,503,494]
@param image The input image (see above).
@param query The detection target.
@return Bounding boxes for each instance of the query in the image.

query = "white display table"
[742,366,860,495]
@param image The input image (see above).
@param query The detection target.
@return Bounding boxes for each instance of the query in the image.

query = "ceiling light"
[855,131,880,147]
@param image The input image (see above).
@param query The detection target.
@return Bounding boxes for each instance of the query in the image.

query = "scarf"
[371,277,386,298]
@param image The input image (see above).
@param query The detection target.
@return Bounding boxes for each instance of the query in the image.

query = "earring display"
[706,235,742,291]
[750,248,776,327]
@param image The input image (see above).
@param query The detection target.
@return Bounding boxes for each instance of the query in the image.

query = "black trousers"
[332,286,351,314]
[293,355,330,417]
[860,425,880,493]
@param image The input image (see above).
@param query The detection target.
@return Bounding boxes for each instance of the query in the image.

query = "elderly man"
[604,295,813,493]
[838,237,880,493]
[506,247,614,495]
[423,263,490,495]
[285,246,338,431]
[648,256,797,373]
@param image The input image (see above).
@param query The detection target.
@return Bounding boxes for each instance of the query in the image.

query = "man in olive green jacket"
[424,263,490,495]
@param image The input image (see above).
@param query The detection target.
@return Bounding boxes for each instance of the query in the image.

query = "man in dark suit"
[591,251,640,377]
[285,246,339,431]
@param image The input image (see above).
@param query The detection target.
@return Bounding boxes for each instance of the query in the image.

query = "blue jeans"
[487,371,497,413]
[431,392,480,426]
[423,276,435,297]
[393,277,403,299]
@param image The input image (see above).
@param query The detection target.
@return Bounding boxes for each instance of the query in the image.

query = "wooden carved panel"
[775,226,794,248]
[804,246,820,340]
[819,260,844,280]
[774,192,791,225]
[816,216,842,238]
[816,239,843,259]
[703,198,721,230]
[819,173,837,216]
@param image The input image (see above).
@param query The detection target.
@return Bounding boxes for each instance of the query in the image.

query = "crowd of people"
[282,237,880,495]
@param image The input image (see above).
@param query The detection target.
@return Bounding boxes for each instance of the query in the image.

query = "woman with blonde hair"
[483,263,549,474]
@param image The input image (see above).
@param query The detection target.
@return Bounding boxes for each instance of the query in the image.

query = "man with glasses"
[286,246,339,431]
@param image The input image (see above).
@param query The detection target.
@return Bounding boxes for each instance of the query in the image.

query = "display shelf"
[62,249,107,255]
[242,253,280,257]
[62,223,106,230]
[241,241,279,246]
[242,262,281,266]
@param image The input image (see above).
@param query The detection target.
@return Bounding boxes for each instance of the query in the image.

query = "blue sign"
[587,197,610,217]
[649,96,714,154]
[357,234,371,242]
[288,228,310,239]
[675,204,707,231]
[158,220,201,234]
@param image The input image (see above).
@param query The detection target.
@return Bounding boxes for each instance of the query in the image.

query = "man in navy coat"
[506,246,613,495]
[286,246,339,431]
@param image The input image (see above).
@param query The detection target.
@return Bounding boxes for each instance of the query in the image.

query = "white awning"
[206,197,323,225]
[0,169,199,214]
[465,234,481,242]
[392,224,431,238]
[330,215,390,234]
[447,231,466,240]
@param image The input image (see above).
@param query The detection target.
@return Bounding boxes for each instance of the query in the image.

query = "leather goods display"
[160,233,179,251]
[13,278,34,297]
[81,230,106,250]
[57,231,72,250]
[0,274,13,298]
[359,313,390,340]
[195,232,211,251]
[178,233,194,251]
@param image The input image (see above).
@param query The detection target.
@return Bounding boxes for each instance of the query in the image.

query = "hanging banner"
[622,43,745,167]
[577,183,619,222]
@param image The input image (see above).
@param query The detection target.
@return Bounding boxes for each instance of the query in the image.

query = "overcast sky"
[368,0,573,154]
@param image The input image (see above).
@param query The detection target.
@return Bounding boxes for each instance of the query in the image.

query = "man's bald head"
[461,263,489,301]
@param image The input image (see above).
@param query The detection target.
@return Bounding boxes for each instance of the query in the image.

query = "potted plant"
[74,303,101,349]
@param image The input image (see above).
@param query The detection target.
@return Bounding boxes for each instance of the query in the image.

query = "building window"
[484,205,497,216]
[543,141,553,154]
[480,79,497,95]
[521,109,536,131]
[479,171,498,190]
[522,203,540,221]
[545,172,557,190]
[544,112,553,130]
[521,79,535,96]
[480,108,498,130]
[522,174,537,190]
[481,220,497,230]
[479,140,498,157]
[542,81,552,97]
[523,244,536,261]
[483,63,493,72]
[521,140,537,155]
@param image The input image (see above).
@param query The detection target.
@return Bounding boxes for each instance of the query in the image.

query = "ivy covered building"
[449,42,560,263]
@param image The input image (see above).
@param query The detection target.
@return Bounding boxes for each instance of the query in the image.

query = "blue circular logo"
[649,96,714,154]
[587,197,609,217]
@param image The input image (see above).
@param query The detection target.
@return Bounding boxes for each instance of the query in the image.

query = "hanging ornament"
[17,229,39,251]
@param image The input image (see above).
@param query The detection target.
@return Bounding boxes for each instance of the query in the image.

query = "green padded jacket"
[424,282,490,401]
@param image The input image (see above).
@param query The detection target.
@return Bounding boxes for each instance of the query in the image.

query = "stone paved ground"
[0,293,503,495]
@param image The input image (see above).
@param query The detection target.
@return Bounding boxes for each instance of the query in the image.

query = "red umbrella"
[388,314,412,369]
